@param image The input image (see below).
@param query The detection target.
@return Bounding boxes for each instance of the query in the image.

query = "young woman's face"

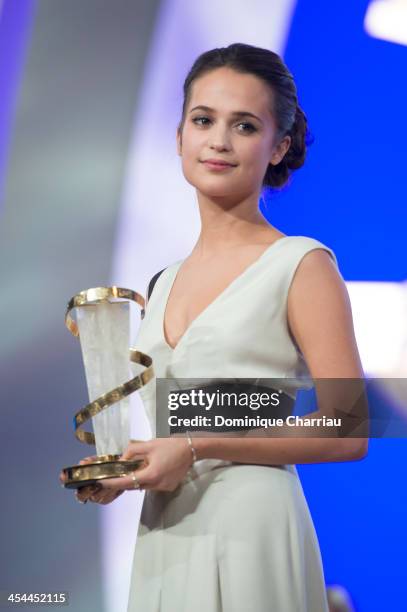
[177,66,290,199]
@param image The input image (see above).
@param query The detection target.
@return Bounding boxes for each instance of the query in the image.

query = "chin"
[198,184,237,199]
[184,174,227,193]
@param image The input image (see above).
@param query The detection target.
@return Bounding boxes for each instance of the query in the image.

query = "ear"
[270,135,291,166]
[176,126,182,156]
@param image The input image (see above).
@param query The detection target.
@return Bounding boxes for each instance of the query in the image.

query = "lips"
[201,159,237,167]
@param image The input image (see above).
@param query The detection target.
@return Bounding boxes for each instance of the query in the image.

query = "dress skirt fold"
[127,464,328,612]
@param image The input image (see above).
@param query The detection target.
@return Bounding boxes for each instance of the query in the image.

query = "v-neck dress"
[127,235,339,612]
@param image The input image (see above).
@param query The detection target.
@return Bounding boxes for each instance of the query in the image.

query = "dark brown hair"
[178,43,314,189]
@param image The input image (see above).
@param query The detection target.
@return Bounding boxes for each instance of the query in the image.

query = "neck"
[192,190,276,257]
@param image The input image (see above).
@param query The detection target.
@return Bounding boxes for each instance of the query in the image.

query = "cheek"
[180,124,202,153]
[179,128,205,174]
[179,143,202,187]
[249,139,275,177]
[239,138,269,165]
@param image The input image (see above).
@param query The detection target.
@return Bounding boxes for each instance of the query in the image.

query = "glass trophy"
[61,287,154,489]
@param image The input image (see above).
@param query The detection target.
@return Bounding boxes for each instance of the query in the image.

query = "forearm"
[191,410,368,465]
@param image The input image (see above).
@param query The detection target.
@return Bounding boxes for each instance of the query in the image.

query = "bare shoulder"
[287,248,364,378]
[290,248,341,296]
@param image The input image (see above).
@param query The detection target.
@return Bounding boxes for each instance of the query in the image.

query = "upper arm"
[287,248,363,378]
[287,249,368,459]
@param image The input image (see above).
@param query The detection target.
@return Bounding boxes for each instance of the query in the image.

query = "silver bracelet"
[186,430,197,465]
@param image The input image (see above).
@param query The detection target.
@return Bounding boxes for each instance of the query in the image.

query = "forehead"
[187,67,274,118]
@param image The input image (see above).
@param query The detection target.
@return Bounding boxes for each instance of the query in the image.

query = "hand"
[94,438,194,494]
[59,456,125,505]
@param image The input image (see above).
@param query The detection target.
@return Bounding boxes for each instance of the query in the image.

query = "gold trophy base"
[62,454,145,489]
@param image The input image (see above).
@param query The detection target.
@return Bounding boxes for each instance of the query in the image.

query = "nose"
[208,123,231,151]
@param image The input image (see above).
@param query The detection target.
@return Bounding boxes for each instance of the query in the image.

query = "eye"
[192,116,211,126]
[237,122,256,133]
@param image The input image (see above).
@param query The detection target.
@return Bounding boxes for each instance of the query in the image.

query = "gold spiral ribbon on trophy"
[65,286,154,445]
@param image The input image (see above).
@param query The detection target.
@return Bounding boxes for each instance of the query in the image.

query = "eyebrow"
[189,105,263,124]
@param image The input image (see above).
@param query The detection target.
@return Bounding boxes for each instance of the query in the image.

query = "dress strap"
[140,267,167,319]
[147,267,168,301]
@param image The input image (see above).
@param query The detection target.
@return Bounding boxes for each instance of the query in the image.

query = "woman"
[66,43,368,611]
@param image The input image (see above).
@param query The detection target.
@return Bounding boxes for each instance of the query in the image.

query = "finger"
[79,456,98,465]
[90,490,124,504]
[76,489,93,503]
[89,487,123,503]
[76,484,101,501]
[100,461,153,491]
[120,440,150,461]
[98,473,144,492]
[76,486,93,499]
[98,476,136,491]
[103,490,124,503]
[89,490,110,503]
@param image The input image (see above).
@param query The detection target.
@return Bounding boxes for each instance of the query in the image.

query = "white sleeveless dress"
[127,235,339,612]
